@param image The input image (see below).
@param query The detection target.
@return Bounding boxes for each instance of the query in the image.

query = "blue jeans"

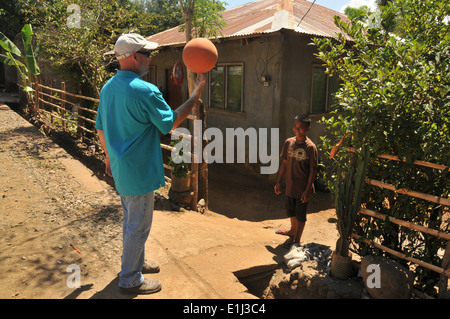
[118,191,154,288]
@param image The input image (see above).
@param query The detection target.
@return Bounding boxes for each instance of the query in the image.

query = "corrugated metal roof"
[147,0,348,48]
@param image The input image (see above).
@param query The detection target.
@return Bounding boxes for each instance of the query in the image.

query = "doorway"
[166,69,182,109]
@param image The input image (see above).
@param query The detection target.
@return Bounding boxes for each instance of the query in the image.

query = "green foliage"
[0,0,25,39]
[179,0,227,39]
[0,24,40,96]
[344,5,373,22]
[18,0,159,98]
[134,0,228,37]
[334,146,370,257]
[16,0,227,98]
[135,0,184,31]
[168,138,191,178]
[314,0,449,296]
[188,0,227,38]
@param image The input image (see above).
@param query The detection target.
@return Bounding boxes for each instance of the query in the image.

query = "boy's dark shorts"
[285,196,308,222]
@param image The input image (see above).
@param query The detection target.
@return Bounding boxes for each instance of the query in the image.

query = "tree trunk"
[198,99,208,209]
[181,0,199,211]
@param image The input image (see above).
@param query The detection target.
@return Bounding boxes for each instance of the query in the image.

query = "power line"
[295,0,316,30]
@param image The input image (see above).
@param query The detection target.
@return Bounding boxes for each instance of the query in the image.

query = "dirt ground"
[0,103,339,299]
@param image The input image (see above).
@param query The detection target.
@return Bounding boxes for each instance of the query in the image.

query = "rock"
[266,261,363,299]
[361,255,413,299]
[197,198,206,214]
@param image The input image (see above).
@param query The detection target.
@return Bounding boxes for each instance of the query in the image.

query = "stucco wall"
[150,34,282,129]
[151,34,284,178]
[278,31,326,149]
[149,31,329,180]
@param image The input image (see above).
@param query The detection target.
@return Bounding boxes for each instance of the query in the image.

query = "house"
[146,0,348,180]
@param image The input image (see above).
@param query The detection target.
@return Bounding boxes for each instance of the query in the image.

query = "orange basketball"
[182,38,218,74]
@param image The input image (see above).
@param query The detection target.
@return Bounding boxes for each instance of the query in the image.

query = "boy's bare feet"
[275,229,295,237]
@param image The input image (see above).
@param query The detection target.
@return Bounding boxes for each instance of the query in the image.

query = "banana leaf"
[21,24,40,75]
[0,53,26,68]
[0,31,22,57]
[5,52,28,79]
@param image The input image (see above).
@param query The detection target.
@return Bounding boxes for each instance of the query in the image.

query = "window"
[311,66,341,114]
[210,63,243,111]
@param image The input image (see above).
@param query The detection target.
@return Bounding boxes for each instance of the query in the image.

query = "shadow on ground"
[208,163,333,222]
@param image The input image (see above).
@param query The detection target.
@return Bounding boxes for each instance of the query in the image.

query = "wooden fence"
[32,80,201,208]
[346,147,450,298]
[34,80,100,147]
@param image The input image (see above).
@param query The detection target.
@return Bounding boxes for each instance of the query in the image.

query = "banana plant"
[334,145,370,257]
[0,24,40,96]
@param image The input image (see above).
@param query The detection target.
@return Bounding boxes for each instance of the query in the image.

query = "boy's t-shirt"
[280,136,318,198]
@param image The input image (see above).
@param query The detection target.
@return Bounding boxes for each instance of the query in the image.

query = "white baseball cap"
[114,33,158,60]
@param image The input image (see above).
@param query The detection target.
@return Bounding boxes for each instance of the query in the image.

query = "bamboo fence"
[346,147,450,297]
[32,80,200,206]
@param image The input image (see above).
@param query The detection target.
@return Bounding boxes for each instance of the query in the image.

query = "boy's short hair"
[294,114,311,127]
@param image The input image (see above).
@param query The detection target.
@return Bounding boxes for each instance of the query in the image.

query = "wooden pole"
[366,178,450,207]
[359,208,450,241]
[181,0,199,211]
[34,79,39,115]
[190,110,199,211]
[61,82,66,131]
[77,96,83,143]
[347,147,448,171]
[50,80,56,124]
[198,99,208,209]
[37,84,99,103]
[438,241,450,298]
[352,233,450,278]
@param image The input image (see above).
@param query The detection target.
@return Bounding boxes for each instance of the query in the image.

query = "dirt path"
[0,104,338,299]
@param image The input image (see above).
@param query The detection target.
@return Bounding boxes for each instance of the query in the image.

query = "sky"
[224,0,377,13]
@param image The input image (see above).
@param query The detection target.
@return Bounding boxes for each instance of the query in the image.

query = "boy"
[274,114,318,247]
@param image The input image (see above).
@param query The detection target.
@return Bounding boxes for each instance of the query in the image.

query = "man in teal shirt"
[96,33,205,294]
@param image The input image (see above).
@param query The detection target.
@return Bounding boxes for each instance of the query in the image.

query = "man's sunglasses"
[136,51,151,58]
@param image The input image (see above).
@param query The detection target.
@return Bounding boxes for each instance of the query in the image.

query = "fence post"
[77,100,83,143]
[438,241,450,298]
[34,79,39,115]
[61,82,66,131]
[50,80,55,124]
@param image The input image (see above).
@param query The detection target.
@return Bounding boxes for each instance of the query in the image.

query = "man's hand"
[191,73,206,100]
[105,157,112,177]
[172,73,206,130]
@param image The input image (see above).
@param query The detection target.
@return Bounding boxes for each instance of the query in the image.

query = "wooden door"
[166,69,182,110]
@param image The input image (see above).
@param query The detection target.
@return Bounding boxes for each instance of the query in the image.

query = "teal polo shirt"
[95,70,177,196]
